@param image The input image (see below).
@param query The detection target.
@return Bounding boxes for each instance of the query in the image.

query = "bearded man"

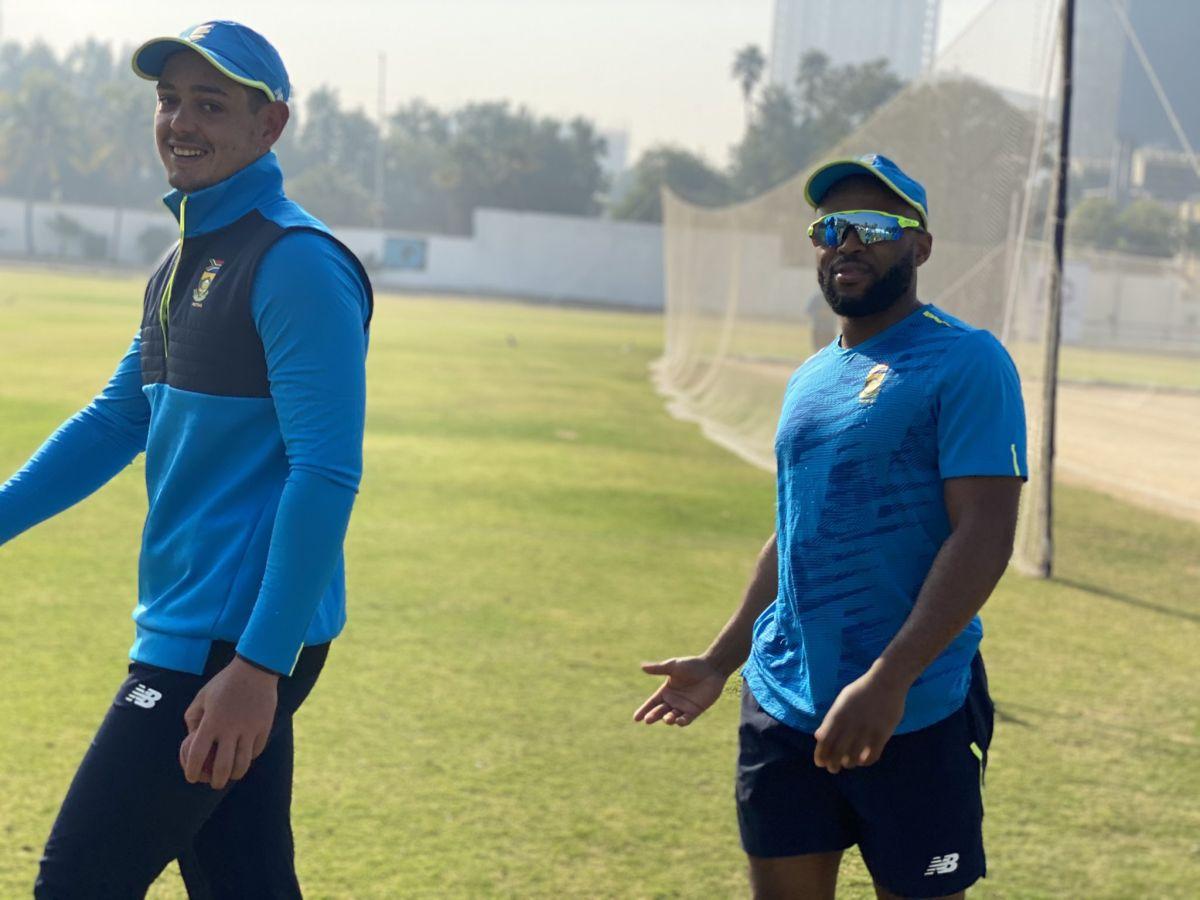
[636,155,1027,900]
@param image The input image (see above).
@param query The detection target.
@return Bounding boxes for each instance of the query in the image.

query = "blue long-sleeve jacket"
[0,152,372,675]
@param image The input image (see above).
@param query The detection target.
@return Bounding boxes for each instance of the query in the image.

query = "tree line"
[0,39,606,236]
[1,37,1187,259]
[0,37,912,234]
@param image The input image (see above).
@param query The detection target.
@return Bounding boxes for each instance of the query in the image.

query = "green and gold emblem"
[192,258,224,308]
[859,363,890,403]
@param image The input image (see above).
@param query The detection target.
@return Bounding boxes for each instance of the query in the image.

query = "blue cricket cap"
[804,154,929,225]
[132,21,290,104]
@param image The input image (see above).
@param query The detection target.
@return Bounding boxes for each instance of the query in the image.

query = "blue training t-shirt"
[742,304,1027,735]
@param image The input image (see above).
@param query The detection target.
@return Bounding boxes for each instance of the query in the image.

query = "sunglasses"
[807,210,923,248]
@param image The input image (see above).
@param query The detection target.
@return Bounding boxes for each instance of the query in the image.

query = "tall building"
[1115,0,1200,156]
[1070,0,1128,160]
[1070,0,1200,200]
[598,128,630,182]
[769,0,940,87]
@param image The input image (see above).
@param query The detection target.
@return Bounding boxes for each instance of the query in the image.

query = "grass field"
[0,266,1197,898]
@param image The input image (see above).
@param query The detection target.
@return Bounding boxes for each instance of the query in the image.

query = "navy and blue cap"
[132,21,290,104]
[804,153,929,225]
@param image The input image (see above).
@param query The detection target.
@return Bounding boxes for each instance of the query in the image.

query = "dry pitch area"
[1055,383,1200,523]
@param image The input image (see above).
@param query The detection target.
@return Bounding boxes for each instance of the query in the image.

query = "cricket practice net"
[655,0,1200,574]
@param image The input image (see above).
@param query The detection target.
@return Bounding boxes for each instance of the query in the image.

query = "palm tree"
[731,44,767,127]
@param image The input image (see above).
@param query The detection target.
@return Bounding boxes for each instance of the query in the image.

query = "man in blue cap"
[0,20,372,897]
[636,154,1027,899]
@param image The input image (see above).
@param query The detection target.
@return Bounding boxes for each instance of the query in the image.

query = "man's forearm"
[0,409,143,546]
[236,469,356,675]
[0,337,148,546]
[701,533,778,677]
[873,521,1012,689]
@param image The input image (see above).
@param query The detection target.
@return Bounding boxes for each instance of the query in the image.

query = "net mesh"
[655,0,1200,573]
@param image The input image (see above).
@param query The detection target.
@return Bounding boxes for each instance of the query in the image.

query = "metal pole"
[1035,0,1075,578]
[375,52,387,228]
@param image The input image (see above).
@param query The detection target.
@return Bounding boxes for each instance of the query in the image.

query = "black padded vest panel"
[140,210,373,398]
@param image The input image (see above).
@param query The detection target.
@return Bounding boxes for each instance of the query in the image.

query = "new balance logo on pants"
[125,684,163,709]
[925,853,960,876]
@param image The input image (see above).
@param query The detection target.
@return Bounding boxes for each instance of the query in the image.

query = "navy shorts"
[34,641,327,899]
[736,654,993,898]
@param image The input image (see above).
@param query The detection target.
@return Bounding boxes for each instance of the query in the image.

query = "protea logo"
[188,24,215,42]
[859,363,889,403]
[193,258,224,308]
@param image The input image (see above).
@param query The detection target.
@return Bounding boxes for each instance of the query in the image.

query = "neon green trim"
[923,310,952,328]
[159,196,187,360]
[1011,443,1021,476]
[131,37,278,103]
[807,209,922,239]
[804,157,929,224]
[970,741,985,791]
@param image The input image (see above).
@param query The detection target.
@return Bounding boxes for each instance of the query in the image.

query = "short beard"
[819,252,915,318]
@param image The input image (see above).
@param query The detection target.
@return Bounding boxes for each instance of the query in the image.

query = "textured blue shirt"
[742,304,1027,735]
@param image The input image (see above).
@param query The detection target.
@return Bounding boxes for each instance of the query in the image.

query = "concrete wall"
[0,196,665,310]
[338,208,663,309]
[0,197,170,266]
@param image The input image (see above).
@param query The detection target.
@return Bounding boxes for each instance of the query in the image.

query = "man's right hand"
[633,656,728,727]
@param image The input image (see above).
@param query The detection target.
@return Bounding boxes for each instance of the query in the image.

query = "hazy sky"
[3,0,999,165]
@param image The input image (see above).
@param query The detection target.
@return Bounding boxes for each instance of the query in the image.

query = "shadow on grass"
[1053,577,1200,625]
[994,703,1031,727]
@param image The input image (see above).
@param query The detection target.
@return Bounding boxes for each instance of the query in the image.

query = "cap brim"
[804,159,928,224]
[131,37,277,103]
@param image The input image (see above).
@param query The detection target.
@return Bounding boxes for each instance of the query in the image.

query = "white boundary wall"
[339,209,663,309]
[0,197,664,310]
[0,197,167,266]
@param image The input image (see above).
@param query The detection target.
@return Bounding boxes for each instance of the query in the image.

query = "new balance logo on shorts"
[125,684,163,709]
[924,853,960,876]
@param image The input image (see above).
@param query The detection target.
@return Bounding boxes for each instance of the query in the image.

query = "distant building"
[597,128,633,208]
[769,0,940,86]
[1116,0,1200,155]
[1131,150,1200,202]
[598,128,630,182]
[1071,0,1128,161]
[1071,0,1200,201]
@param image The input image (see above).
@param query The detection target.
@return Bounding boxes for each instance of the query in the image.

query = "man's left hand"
[180,657,279,790]
[813,665,908,774]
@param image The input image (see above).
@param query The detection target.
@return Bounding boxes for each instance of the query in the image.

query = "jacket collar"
[162,152,284,237]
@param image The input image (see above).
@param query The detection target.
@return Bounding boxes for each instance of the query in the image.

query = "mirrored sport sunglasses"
[807,209,923,248]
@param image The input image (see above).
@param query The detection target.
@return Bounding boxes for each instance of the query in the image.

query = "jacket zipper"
[159,195,187,360]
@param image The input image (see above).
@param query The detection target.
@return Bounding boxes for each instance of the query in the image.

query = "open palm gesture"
[633,656,727,727]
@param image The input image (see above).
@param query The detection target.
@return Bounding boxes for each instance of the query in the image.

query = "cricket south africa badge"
[859,363,889,402]
[192,258,224,308]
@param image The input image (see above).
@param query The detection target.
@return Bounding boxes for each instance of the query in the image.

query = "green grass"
[0,266,1197,898]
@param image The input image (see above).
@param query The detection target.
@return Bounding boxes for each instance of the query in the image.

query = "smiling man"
[0,20,372,898]
[636,155,1027,899]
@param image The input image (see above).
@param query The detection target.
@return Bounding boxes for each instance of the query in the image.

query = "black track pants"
[34,641,328,900]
